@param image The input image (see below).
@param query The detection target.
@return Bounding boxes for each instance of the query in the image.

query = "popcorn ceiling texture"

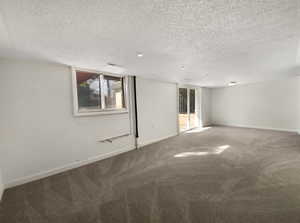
[0,0,299,86]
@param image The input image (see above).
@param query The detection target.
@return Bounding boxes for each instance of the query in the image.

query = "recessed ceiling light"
[137,52,143,58]
[228,81,237,86]
[181,66,185,70]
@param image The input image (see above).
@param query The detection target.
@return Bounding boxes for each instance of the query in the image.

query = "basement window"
[72,68,128,116]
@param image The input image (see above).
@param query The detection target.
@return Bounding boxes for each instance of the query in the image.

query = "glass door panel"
[178,87,198,132]
[178,88,188,132]
[189,89,198,129]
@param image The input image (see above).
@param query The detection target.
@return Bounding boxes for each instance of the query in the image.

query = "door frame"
[177,85,198,133]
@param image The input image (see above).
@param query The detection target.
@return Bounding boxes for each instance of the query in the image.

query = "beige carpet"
[1,126,300,223]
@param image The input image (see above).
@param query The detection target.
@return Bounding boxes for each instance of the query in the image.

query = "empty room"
[0,0,300,222]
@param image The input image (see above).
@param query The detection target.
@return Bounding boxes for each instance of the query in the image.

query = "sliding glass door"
[179,88,189,131]
[189,89,197,129]
[178,87,198,132]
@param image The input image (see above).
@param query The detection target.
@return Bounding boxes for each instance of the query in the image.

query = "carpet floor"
[1,126,300,223]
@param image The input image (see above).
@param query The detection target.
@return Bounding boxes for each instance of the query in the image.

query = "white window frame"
[71,67,129,116]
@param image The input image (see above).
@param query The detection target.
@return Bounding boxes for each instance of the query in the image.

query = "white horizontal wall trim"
[5,145,135,189]
[138,133,178,148]
[213,123,299,133]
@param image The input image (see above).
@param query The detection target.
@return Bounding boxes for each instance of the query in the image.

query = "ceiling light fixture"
[137,52,143,58]
[181,66,185,70]
[228,81,237,86]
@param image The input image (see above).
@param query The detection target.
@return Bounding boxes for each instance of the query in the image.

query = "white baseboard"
[138,133,178,148]
[213,123,298,133]
[5,145,135,189]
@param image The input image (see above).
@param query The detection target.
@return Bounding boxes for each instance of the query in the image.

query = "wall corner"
[0,169,4,201]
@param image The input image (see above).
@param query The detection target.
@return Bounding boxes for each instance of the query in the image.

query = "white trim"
[74,109,128,117]
[138,133,178,148]
[213,123,299,133]
[5,145,135,189]
[72,66,126,78]
[100,74,106,109]
[71,67,79,115]
[178,85,198,132]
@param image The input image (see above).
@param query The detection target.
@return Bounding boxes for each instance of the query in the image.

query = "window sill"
[74,109,128,117]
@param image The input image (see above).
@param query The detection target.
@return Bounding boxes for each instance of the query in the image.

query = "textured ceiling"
[0,0,299,87]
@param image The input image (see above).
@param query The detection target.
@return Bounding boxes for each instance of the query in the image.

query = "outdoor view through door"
[178,88,198,132]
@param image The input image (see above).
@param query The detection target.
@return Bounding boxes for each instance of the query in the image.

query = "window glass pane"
[189,89,195,113]
[102,75,124,109]
[189,89,197,129]
[76,71,101,111]
[179,88,188,114]
[179,88,188,131]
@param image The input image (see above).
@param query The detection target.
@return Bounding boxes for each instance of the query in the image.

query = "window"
[72,68,128,116]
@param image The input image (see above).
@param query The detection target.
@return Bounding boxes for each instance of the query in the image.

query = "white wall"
[211,77,300,132]
[0,58,213,189]
[136,78,178,146]
[0,59,135,187]
[200,88,211,126]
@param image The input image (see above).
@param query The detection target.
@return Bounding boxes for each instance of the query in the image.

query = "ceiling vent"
[107,62,121,67]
